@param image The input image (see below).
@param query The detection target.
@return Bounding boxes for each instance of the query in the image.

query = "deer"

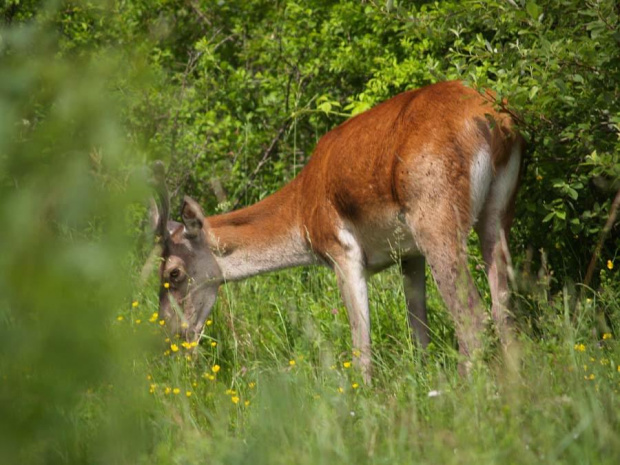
[150,81,524,383]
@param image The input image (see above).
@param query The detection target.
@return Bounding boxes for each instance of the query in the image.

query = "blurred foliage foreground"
[1,1,619,464]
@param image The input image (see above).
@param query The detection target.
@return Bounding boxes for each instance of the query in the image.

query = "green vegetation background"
[1,0,619,463]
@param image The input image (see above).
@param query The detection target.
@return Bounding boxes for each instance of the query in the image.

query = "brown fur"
[155,81,524,382]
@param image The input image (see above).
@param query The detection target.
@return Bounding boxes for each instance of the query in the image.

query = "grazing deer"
[151,81,523,382]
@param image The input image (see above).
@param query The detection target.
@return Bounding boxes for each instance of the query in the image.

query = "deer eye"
[170,268,181,280]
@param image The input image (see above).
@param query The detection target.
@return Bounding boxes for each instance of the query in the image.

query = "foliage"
[1,0,619,463]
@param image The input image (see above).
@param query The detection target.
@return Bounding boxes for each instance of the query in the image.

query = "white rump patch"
[469,146,493,223]
[488,143,522,214]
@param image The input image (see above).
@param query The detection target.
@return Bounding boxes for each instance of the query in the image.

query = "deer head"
[150,161,223,341]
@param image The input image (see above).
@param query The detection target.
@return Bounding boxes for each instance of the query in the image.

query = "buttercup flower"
[173,388,180,395]
[607,260,614,270]
[231,396,240,404]
[603,333,612,340]
[211,365,220,373]
[574,343,586,352]
[132,301,139,308]
[343,361,351,368]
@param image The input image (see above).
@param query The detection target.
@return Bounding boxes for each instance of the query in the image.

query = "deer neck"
[205,183,316,281]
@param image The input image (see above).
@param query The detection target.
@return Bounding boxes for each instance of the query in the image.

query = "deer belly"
[356,215,419,272]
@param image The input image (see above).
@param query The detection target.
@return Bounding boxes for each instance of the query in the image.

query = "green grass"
[107,266,620,465]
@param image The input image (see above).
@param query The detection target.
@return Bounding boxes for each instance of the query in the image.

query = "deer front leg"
[402,256,430,347]
[332,232,372,384]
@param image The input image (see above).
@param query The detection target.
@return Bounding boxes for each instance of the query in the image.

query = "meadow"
[1,1,619,463]
[116,263,620,464]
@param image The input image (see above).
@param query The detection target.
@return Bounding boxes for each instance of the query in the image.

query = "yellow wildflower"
[116,315,124,321]
[352,349,361,358]
[352,383,359,389]
[149,384,157,394]
[147,374,152,380]
[206,319,213,326]
[164,350,171,356]
[131,301,139,308]
[149,312,158,323]
[211,341,217,347]
[135,319,141,324]
[159,320,165,326]
[164,282,170,289]
[186,391,192,397]
[172,388,180,395]
[203,373,215,381]
[170,344,179,352]
[181,322,189,330]
[338,387,344,394]
[603,333,612,340]
[164,337,170,343]
[343,361,351,368]
[607,260,614,270]
[574,343,586,352]
[244,400,250,407]
[248,382,256,389]
[225,389,237,396]
[289,360,296,366]
[164,387,171,395]
[181,341,191,349]
[212,364,221,373]
[231,396,240,404]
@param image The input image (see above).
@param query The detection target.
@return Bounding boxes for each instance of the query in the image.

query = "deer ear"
[149,198,160,232]
[181,196,205,238]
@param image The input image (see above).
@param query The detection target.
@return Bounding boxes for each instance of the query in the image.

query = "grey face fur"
[153,190,223,341]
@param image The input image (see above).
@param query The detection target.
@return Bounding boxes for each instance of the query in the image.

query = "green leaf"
[526,1,541,20]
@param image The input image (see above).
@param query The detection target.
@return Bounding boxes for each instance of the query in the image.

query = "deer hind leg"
[331,228,372,384]
[401,256,430,347]
[408,211,487,371]
[476,211,512,348]
[475,150,521,349]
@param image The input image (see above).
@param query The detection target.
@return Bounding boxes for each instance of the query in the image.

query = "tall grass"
[1,8,619,465]
[123,266,620,465]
